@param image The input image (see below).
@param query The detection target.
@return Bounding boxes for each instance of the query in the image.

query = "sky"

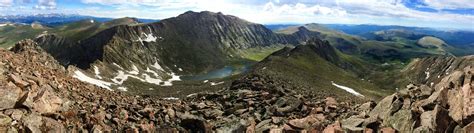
[0,0,473,30]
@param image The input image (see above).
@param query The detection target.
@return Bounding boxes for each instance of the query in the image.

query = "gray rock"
[0,114,12,126]
[22,113,43,133]
[341,117,365,131]
[385,109,415,133]
[0,86,21,110]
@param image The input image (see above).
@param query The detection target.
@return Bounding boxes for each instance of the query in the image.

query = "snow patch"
[142,33,157,42]
[331,81,364,97]
[425,71,430,80]
[163,97,179,100]
[112,63,123,69]
[187,93,197,97]
[117,87,128,91]
[129,64,140,75]
[178,68,183,71]
[203,80,209,83]
[210,81,225,86]
[162,73,181,86]
[90,20,94,23]
[93,66,103,79]
[73,70,113,90]
[152,62,164,71]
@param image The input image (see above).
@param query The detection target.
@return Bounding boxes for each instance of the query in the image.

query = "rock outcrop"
[333,65,473,132]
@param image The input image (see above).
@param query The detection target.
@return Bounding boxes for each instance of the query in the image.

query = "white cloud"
[422,0,474,10]
[0,0,13,7]
[62,0,474,30]
[34,0,56,9]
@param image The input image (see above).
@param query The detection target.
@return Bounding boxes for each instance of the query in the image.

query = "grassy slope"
[0,24,46,48]
[253,47,392,101]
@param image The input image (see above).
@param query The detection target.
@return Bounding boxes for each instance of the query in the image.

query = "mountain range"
[0,11,472,132]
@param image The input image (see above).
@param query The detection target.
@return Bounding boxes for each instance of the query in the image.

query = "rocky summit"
[0,38,472,132]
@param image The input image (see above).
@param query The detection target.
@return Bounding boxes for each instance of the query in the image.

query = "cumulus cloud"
[34,0,56,10]
[421,0,474,10]
[71,0,474,30]
[0,0,13,7]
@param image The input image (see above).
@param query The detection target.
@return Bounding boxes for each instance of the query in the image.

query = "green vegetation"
[239,44,289,61]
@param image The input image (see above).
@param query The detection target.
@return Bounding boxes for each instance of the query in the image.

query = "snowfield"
[331,81,364,97]
[73,70,113,90]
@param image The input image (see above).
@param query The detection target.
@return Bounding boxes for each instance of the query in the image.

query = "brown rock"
[8,74,29,88]
[288,114,324,130]
[325,97,338,109]
[323,121,343,133]
[42,117,66,132]
[246,120,256,133]
[419,105,452,132]
[463,121,474,133]
[31,85,63,113]
[364,128,373,133]
[461,82,473,124]
[380,127,396,133]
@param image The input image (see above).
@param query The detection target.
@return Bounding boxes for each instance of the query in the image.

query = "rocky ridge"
[0,39,472,132]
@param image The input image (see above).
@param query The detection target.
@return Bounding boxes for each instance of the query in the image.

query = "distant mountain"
[0,17,143,48]
[0,14,159,27]
[274,23,474,62]
[324,24,474,46]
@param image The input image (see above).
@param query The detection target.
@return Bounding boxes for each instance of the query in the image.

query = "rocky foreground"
[0,40,473,132]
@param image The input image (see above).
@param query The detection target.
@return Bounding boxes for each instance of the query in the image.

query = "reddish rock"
[323,121,343,133]
[8,74,29,88]
[380,127,396,133]
[325,97,338,109]
[288,114,324,129]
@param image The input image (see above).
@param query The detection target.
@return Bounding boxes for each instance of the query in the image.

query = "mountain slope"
[32,11,302,92]
[248,38,390,100]
[0,17,141,49]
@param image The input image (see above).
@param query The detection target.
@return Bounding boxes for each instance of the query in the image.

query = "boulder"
[325,97,338,109]
[341,117,365,131]
[385,109,415,133]
[42,117,66,132]
[322,121,343,133]
[30,85,63,113]
[0,86,22,110]
[0,114,12,126]
[419,105,452,132]
[288,114,324,130]
[22,113,43,133]
[380,127,396,133]
[369,94,400,120]
[8,74,29,88]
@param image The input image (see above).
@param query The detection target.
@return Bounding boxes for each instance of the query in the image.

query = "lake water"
[180,64,251,81]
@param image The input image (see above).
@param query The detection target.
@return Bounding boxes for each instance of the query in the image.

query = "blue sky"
[0,0,473,30]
